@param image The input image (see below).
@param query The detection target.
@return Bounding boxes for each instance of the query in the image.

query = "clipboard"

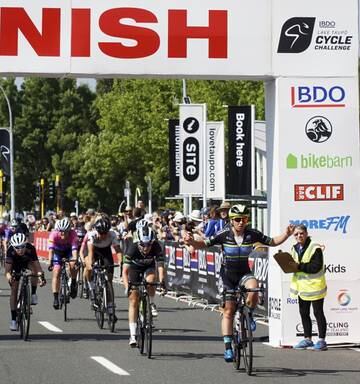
[273,251,298,273]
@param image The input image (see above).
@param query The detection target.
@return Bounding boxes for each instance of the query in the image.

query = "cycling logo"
[278,17,315,53]
[305,116,332,143]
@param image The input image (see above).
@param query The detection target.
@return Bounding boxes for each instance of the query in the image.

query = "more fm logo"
[291,85,345,108]
[289,215,350,234]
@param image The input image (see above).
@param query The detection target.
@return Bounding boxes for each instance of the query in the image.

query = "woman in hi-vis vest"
[289,224,328,351]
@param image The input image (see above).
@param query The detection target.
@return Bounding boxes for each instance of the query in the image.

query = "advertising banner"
[168,119,180,196]
[227,106,254,197]
[267,76,360,346]
[206,121,225,199]
[0,128,10,176]
[179,104,206,195]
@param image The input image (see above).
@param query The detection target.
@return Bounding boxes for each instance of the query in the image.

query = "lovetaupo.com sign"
[0,0,357,77]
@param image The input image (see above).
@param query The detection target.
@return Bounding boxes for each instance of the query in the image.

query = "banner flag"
[206,121,225,199]
[168,119,180,196]
[227,106,253,196]
[179,104,206,195]
[0,128,10,176]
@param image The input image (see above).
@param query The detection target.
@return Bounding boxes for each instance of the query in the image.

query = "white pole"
[0,85,14,220]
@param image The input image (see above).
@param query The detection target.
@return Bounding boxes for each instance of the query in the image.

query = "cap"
[125,206,132,212]
[218,201,231,210]
[144,213,153,224]
[70,212,77,218]
[173,211,185,223]
[189,210,202,222]
[86,208,95,215]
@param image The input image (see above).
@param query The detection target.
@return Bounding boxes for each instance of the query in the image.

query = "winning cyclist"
[48,218,79,309]
[5,233,46,330]
[184,204,294,362]
[122,219,167,347]
[85,214,122,315]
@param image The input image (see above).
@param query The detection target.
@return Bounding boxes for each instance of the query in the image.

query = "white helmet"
[55,218,71,232]
[10,233,27,248]
[136,219,155,245]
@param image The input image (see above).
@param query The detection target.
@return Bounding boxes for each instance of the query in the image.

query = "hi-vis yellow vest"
[290,241,327,301]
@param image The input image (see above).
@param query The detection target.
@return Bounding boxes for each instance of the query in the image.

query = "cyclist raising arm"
[184,204,294,363]
[122,219,166,347]
[5,233,46,330]
[48,218,78,309]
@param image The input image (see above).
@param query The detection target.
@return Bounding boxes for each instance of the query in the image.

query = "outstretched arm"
[270,224,295,246]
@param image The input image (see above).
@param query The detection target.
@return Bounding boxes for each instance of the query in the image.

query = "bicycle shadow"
[249,367,360,377]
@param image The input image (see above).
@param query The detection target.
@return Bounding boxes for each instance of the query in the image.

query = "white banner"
[0,0,357,77]
[206,121,225,199]
[267,76,360,346]
[179,104,206,195]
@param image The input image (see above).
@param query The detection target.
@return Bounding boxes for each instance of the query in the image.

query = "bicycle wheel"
[94,278,104,329]
[17,292,24,338]
[77,263,84,298]
[232,328,241,370]
[241,309,253,375]
[137,297,146,354]
[105,283,116,333]
[60,274,68,322]
[23,283,31,341]
[144,295,153,358]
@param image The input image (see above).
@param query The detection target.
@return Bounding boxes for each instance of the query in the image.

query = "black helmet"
[229,204,249,219]
[94,217,111,234]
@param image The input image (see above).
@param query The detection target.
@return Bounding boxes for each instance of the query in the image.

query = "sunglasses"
[139,241,152,248]
[294,232,305,237]
[232,217,248,223]
[14,245,26,250]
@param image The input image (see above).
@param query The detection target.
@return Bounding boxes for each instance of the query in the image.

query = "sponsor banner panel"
[0,0,271,77]
[179,104,206,195]
[0,129,10,176]
[206,121,225,199]
[168,119,180,196]
[273,0,358,77]
[227,105,253,196]
[281,280,360,345]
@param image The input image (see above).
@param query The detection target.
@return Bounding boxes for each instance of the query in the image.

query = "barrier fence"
[33,232,269,316]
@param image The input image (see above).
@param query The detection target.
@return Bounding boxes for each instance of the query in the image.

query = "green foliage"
[0,77,265,215]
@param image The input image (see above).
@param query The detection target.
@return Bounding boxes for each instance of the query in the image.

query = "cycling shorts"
[52,249,73,266]
[94,247,114,274]
[127,262,156,285]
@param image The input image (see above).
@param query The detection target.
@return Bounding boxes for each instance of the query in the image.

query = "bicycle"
[91,261,119,332]
[229,285,264,376]
[0,241,6,272]
[59,258,76,322]
[129,279,161,359]
[13,269,37,341]
[76,259,85,298]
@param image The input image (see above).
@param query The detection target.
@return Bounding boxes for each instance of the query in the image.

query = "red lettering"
[168,10,228,58]
[98,8,160,59]
[0,7,60,56]
[71,9,91,57]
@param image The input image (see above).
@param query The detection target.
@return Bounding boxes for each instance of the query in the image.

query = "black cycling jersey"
[6,243,38,276]
[124,241,164,268]
[205,226,272,273]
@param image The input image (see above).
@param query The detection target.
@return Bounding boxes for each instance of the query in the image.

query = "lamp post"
[0,84,14,220]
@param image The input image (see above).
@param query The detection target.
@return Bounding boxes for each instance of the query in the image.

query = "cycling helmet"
[10,233,27,248]
[136,219,155,245]
[94,217,111,234]
[228,204,249,219]
[55,218,71,232]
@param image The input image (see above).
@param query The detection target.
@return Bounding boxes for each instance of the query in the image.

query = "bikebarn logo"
[278,17,315,53]
[291,85,346,108]
[305,116,332,143]
[294,184,344,201]
[289,215,350,234]
[286,153,352,170]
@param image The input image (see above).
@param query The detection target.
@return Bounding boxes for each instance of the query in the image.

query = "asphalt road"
[0,262,359,384]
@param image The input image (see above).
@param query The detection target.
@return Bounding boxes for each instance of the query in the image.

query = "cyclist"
[85,215,122,315]
[48,218,79,309]
[122,219,167,347]
[5,233,46,331]
[184,204,294,362]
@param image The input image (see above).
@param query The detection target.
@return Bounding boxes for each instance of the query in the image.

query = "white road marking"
[91,356,130,376]
[38,321,63,333]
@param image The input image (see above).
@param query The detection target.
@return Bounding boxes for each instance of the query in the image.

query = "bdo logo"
[291,85,345,108]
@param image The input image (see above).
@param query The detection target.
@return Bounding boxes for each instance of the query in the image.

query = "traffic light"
[48,180,55,200]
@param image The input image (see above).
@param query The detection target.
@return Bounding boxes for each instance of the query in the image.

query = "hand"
[47,264,54,272]
[183,231,193,245]
[6,273,13,286]
[39,273,47,287]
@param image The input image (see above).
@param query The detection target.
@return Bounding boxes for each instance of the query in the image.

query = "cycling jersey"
[6,243,39,278]
[205,226,272,273]
[48,230,78,264]
[124,241,164,268]
[87,230,120,248]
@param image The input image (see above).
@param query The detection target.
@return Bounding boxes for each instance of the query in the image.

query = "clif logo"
[278,17,315,53]
[294,184,344,201]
